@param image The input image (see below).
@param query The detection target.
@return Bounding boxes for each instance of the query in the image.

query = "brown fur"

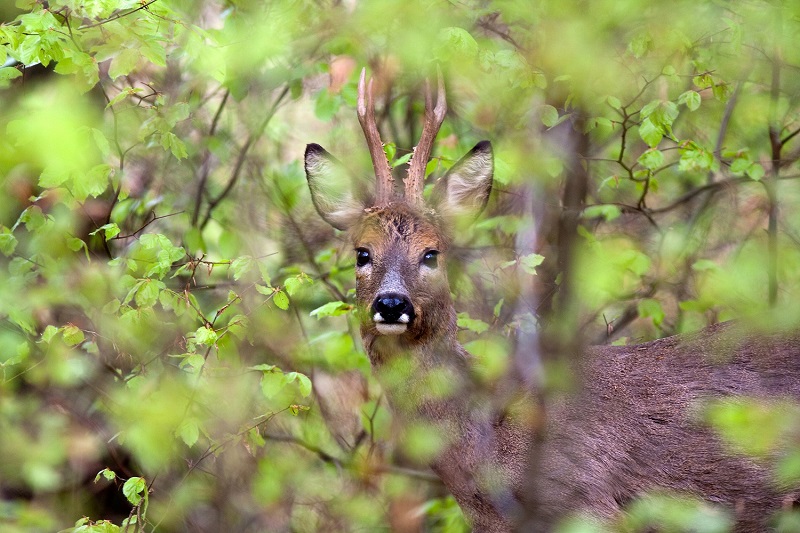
[305,141,800,532]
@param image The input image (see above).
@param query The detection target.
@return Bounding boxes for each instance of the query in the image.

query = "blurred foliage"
[1,0,799,531]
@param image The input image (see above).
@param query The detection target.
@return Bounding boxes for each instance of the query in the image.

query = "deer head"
[305,69,493,355]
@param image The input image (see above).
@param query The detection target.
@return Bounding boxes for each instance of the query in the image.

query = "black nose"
[372,293,415,324]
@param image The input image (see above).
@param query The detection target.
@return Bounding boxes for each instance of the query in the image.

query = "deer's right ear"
[431,140,493,220]
[305,144,363,231]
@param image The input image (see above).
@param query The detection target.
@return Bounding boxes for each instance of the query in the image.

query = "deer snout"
[372,293,415,335]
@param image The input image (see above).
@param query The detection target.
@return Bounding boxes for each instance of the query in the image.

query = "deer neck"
[361,302,527,531]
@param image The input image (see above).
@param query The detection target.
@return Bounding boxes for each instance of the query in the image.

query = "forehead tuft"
[353,203,448,248]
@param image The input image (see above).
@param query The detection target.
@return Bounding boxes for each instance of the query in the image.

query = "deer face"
[304,69,493,346]
[350,203,451,339]
[305,141,494,343]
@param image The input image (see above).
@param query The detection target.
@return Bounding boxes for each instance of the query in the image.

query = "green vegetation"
[1,0,799,530]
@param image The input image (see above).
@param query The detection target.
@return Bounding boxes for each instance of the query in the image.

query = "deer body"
[305,69,800,532]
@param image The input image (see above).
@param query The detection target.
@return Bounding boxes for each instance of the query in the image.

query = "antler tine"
[357,68,394,206]
[405,68,447,205]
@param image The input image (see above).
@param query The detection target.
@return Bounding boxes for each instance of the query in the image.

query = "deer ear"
[431,140,493,219]
[305,144,364,231]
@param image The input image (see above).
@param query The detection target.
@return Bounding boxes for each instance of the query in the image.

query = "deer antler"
[405,69,447,205]
[357,68,394,206]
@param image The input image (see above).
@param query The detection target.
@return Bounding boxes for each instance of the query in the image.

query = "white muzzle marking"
[373,312,410,335]
[375,323,408,335]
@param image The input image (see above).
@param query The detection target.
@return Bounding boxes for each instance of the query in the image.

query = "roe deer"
[304,69,800,532]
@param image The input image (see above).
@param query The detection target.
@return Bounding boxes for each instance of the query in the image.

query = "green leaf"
[73,163,112,200]
[692,259,721,272]
[638,118,663,148]
[678,90,701,111]
[540,105,559,128]
[260,369,289,399]
[177,418,200,448]
[89,223,121,240]
[729,157,751,175]
[607,96,621,110]
[62,324,85,346]
[122,477,146,506]
[746,163,765,181]
[637,148,664,170]
[285,371,312,397]
[384,142,396,162]
[493,298,504,318]
[230,256,253,280]
[519,253,545,275]
[284,273,312,296]
[67,237,88,256]
[135,279,164,308]
[41,325,59,344]
[582,204,622,222]
[457,313,490,334]
[273,289,289,311]
[628,32,652,58]
[194,326,218,346]
[161,132,188,160]
[255,284,273,296]
[94,468,116,483]
[0,227,17,256]
[392,152,412,168]
[679,142,715,172]
[109,48,140,80]
[637,298,665,327]
[314,89,340,121]
[0,67,22,88]
[310,301,353,318]
[436,26,479,61]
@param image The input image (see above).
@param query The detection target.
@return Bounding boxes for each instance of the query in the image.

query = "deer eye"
[422,250,439,269]
[356,248,371,267]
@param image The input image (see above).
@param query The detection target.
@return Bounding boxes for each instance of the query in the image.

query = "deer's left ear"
[305,143,364,231]
[431,140,493,220]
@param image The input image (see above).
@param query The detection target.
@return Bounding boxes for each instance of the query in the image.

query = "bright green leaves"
[0,227,17,256]
[314,88,343,121]
[724,149,765,181]
[250,364,312,400]
[637,298,665,327]
[94,468,117,483]
[0,67,23,89]
[273,290,290,311]
[136,234,186,280]
[704,398,800,459]
[310,301,353,318]
[8,11,68,67]
[284,273,312,296]
[637,148,664,170]
[457,312,490,334]
[194,326,218,347]
[621,492,733,533]
[435,27,479,62]
[678,141,717,173]
[5,82,107,202]
[628,32,653,58]
[384,143,413,169]
[582,204,622,222]
[122,476,147,506]
[89,223,121,241]
[176,418,200,448]
[500,253,545,276]
[540,105,559,128]
[138,102,191,161]
[678,90,701,111]
[108,48,141,80]
[638,100,678,148]
[255,285,290,311]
